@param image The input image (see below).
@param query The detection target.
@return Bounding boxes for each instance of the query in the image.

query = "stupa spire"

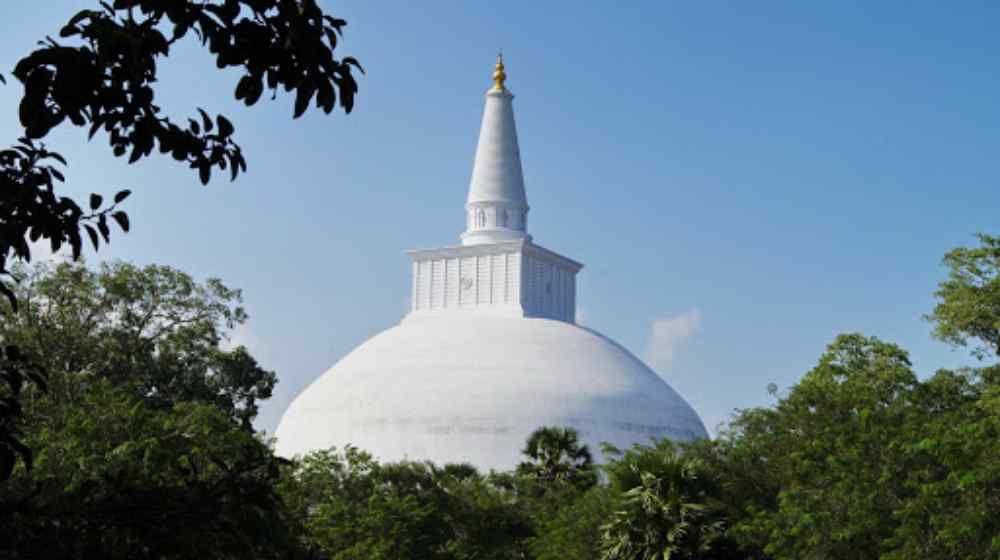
[461,55,531,246]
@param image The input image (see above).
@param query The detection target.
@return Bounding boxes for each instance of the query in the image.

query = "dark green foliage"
[279,448,528,560]
[0,381,294,559]
[517,426,598,492]
[0,344,45,480]
[600,440,735,560]
[529,486,614,560]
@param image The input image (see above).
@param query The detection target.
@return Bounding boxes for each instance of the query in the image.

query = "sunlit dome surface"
[275,314,707,470]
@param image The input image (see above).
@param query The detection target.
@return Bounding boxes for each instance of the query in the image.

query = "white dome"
[275,314,708,470]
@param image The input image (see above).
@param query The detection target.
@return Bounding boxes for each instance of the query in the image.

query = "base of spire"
[460,228,532,246]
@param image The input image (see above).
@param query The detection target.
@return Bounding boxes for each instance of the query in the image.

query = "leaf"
[294,85,315,119]
[128,145,142,164]
[84,225,100,251]
[97,216,110,242]
[69,230,82,260]
[217,115,233,137]
[234,76,252,101]
[199,162,210,185]
[114,189,131,203]
[111,211,130,233]
[244,77,264,106]
[323,16,347,34]
[188,118,200,135]
[88,118,102,140]
[316,80,335,113]
[343,57,365,74]
[89,193,103,210]
[198,108,213,132]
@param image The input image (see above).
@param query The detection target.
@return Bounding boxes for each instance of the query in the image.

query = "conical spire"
[461,54,531,246]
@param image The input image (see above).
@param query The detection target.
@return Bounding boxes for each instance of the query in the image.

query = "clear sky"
[2,1,998,436]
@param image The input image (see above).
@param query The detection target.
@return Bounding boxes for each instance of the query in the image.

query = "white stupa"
[276,56,707,470]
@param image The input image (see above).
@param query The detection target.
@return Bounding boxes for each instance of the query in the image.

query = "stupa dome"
[275,56,707,470]
[275,314,707,469]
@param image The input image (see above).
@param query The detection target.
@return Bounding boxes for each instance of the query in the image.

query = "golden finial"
[491,52,507,92]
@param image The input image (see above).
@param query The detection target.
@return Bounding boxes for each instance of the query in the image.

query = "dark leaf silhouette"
[111,211,129,232]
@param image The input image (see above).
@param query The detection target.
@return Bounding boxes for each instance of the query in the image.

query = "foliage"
[529,485,614,560]
[1,260,275,429]
[280,448,455,560]
[928,233,1000,359]
[0,344,45,480]
[14,0,361,175]
[0,0,362,476]
[0,139,130,309]
[517,426,598,492]
[694,333,1000,559]
[882,365,1000,559]
[442,471,534,560]
[0,380,294,559]
[600,440,734,560]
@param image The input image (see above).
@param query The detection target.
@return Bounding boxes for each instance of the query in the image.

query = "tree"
[0,380,296,559]
[693,332,1000,558]
[1,0,362,476]
[600,439,734,560]
[928,233,1000,359]
[717,334,919,559]
[2,260,275,429]
[0,260,296,558]
[517,426,597,492]
[882,365,1000,559]
[441,469,534,560]
[529,485,614,560]
[279,448,454,560]
[2,0,362,307]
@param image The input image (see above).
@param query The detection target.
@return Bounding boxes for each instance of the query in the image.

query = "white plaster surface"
[467,90,526,206]
[275,313,708,470]
[462,88,530,246]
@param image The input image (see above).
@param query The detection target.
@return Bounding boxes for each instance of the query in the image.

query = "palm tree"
[516,426,596,491]
[600,440,731,560]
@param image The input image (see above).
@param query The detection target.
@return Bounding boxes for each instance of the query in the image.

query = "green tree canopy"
[686,332,1000,559]
[0,380,293,559]
[279,448,455,560]
[928,233,1000,359]
[3,260,275,429]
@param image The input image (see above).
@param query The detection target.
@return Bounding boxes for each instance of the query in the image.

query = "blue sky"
[2,1,998,436]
